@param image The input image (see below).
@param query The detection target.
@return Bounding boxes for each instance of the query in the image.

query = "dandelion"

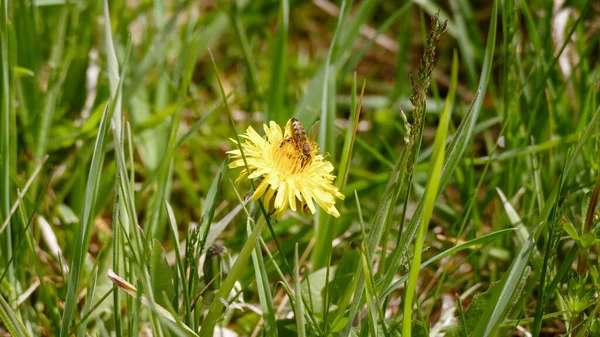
[228,119,345,220]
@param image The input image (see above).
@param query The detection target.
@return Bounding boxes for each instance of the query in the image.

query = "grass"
[2,0,600,336]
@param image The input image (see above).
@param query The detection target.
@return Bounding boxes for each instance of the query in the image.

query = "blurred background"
[3,0,600,336]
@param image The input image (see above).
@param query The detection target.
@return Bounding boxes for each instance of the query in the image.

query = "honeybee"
[281,118,320,166]
[291,118,312,160]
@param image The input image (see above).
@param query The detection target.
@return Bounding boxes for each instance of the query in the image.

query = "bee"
[280,118,320,167]
[291,118,312,161]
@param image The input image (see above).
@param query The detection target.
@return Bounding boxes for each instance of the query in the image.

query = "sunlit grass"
[1,0,600,336]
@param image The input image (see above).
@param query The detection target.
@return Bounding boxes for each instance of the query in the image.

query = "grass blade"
[76,267,99,336]
[199,217,266,337]
[360,250,379,337]
[402,50,456,337]
[0,0,14,295]
[266,0,289,124]
[59,101,113,337]
[248,220,277,337]
[379,228,515,299]
[295,244,306,337]
[379,0,498,295]
[312,0,353,270]
[0,294,30,337]
[107,270,199,337]
[471,231,535,337]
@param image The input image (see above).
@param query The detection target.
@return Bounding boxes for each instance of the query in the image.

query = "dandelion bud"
[202,243,231,291]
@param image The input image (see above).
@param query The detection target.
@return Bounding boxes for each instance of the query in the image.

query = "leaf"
[198,157,229,255]
[301,266,337,316]
[580,232,597,249]
[266,0,289,124]
[360,250,379,337]
[411,321,429,337]
[151,239,175,308]
[403,48,457,337]
[294,244,306,337]
[59,101,114,337]
[563,220,580,241]
[445,282,500,337]
[0,294,30,337]
[328,249,360,320]
[248,221,277,337]
[76,268,98,336]
[471,230,534,337]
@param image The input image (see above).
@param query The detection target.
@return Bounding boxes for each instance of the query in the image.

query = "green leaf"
[411,321,429,337]
[248,221,277,337]
[59,101,113,337]
[471,231,534,337]
[198,157,229,254]
[563,220,580,241]
[402,49,456,337]
[301,266,337,316]
[360,250,379,337]
[0,294,30,337]
[445,281,500,337]
[266,0,289,124]
[151,239,175,308]
[580,232,597,249]
[294,244,306,337]
[379,228,515,299]
[76,268,98,337]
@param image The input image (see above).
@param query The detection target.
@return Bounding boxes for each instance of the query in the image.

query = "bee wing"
[308,120,321,142]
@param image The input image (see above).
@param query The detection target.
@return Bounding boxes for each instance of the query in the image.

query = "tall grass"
[1,1,600,336]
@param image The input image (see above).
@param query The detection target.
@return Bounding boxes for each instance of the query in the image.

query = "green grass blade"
[471,232,535,337]
[379,228,515,299]
[151,239,176,308]
[337,79,364,191]
[59,101,113,337]
[294,244,306,337]
[199,217,266,337]
[380,0,498,295]
[311,0,349,270]
[360,250,378,337]
[402,50,456,337]
[342,150,409,336]
[164,199,191,323]
[112,178,122,337]
[266,0,289,124]
[198,157,228,255]
[248,220,277,337]
[229,1,260,105]
[0,294,30,337]
[76,267,99,336]
[32,3,70,178]
[0,0,14,294]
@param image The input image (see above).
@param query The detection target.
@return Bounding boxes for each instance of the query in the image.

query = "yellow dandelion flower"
[227,119,345,220]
